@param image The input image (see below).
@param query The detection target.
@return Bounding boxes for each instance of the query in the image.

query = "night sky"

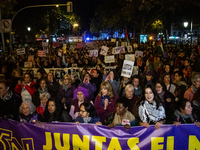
[12,0,100,33]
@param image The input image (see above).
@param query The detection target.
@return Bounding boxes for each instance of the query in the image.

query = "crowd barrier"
[0,118,199,150]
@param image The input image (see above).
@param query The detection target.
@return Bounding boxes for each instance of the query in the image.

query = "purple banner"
[0,118,200,150]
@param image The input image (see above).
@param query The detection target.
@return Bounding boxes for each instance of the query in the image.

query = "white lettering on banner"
[105,55,115,63]
[121,60,134,78]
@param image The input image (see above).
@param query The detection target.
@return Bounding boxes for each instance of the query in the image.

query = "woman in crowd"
[18,101,40,123]
[71,72,81,88]
[142,70,155,88]
[9,68,22,91]
[32,78,56,107]
[35,69,44,89]
[14,73,36,102]
[36,92,51,115]
[79,73,97,101]
[0,80,22,120]
[42,98,72,122]
[124,84,138,113]
[155,81,176,123]
[58,74,76,111]
[184,73,200,101]
[107,97,136,129]
[162,72,177,95]
[94,81,118,124]
[75,102,102,125]
[136,84,166,129]
[47,72,60,93]
[70,86,92,120]
[174,71,188,100]
[119,76,131,96]
[105,70,120,94]
[131,75,142,97]
[171,99,200,126]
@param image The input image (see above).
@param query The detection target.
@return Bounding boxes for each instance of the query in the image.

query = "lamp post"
[73,23,79,36]
[9,3,73,50]
[27,27,31,31]
[184,22,188,28]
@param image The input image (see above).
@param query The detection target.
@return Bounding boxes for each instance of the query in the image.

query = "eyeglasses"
[80,110,86,113]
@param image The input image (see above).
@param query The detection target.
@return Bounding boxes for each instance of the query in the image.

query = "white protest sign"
[111,38,116,43]
[113,46,125,54]
[105,55,115,63]
[89,50,98,57]
[127,46,133,52]
[133,66,139,75]
[121,60,134,78]
[24,62,32,68]
[121,42,124,47]
[100,46,108,56]
[17,48,25,55]
[133,43,138,49]
[135,50,143,58]
[125,54,135,62]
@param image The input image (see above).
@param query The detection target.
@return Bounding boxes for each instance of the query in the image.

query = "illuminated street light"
[183,22,188,28]
[149,36,153,40]
[27,27,31,31]
[73,23,79,27]
[56,5,59,7]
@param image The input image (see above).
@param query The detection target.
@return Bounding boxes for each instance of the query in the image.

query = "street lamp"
[73,23,79,27]
[27,27,31,31]
[183,22,188,28]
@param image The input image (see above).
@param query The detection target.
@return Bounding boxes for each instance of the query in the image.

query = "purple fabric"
[58,84,76,105]
[73,86,89,100]
[79,82,97,100]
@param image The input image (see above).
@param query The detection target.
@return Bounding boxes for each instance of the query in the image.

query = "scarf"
[1,91,13,102]
[38,87,48,94]
[174,109,194,123]
[63,84,69,92]
[101,95,110,107]
[83,117,91,123]
[191,85,197,93]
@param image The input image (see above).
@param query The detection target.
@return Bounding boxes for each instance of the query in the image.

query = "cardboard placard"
[24,62,32,68]
[105,55,115,63]
[38,50,46,57]
[17,48,25,55]
[28,55,34,62]
[135,50,143,58]
[121,60,134,78]
[89,50,98,57]
[125,54,135,62]
[127,46,133,52]
[100,46,109,56]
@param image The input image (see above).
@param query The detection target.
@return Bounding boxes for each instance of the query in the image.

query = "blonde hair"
[98,81,114,99]
[62,74,72,85]
[11,69,21,77]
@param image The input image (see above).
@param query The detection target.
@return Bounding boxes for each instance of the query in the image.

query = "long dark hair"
[43,98,62,122]
[107,70,119,81]
[80,102,97,117]
[136,84,163,109]
[155,81,166,92]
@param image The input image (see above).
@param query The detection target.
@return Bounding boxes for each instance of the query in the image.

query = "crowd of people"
[1,39,200,130]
